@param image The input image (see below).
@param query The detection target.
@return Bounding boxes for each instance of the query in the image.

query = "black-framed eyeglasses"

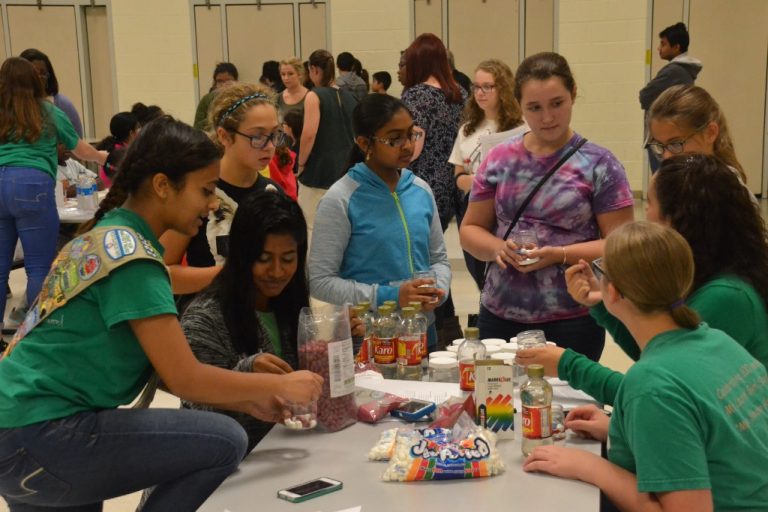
[470,83,496,94]
[591,257,607,281]
[231,129,287,149]
[644,125,706,159]
[371,131,423,148]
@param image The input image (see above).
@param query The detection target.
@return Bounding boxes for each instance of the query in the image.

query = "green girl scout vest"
[2,226,166,358]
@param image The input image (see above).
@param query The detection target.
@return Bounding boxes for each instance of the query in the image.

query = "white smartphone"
[277,477,343,503]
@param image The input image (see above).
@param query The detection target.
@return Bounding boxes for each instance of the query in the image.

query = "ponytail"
[670,303,700,329]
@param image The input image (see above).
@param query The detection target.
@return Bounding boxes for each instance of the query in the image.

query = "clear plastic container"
[428,357,459,383]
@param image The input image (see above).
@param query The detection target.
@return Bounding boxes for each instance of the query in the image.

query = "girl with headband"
[161,83,286,298]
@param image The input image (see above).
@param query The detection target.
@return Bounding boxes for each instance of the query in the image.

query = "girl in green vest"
[0,116,321,511]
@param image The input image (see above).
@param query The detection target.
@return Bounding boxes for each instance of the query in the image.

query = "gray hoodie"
[639,53,703,110]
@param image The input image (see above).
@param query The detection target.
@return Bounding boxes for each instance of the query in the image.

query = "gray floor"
[2,197,766,511]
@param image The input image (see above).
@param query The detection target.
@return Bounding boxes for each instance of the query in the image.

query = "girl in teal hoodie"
[309,94,450,349]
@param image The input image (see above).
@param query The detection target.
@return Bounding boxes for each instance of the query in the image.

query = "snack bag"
[297,305,357,432]
[381,415,505,482]
[355,388,407,424]
[368,428,399,461]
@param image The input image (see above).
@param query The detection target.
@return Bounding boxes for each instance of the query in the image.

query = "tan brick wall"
[111,0,196,124]
[557,0,647,192]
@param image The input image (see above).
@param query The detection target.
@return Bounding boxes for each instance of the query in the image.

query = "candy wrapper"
[429,394,476,429]
[377,413,505,481]
[355,388,407,424]
[297,305,357,432]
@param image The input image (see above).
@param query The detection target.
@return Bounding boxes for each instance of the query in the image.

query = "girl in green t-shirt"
[0,117,322,511]
[0,57,106,338]
[523,221,768,510]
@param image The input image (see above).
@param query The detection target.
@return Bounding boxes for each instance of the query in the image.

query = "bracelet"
[561,246,567,265]
[454,171,470,184]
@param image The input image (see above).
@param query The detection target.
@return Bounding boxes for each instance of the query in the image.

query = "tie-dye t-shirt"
[470,132,633,323]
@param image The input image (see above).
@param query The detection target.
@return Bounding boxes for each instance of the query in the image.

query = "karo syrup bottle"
[457,327,486,391]
[521,363,554,456]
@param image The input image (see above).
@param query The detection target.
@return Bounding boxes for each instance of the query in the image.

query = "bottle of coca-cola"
[457,327,486,391]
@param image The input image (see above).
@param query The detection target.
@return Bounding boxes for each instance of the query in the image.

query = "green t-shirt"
[0,208,177,428]
[608,324,768,508]
[256,310,282,358]
[558,275,768,405]
[0,101,80,179]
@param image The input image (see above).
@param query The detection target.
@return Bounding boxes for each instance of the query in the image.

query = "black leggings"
[477,305,605,361]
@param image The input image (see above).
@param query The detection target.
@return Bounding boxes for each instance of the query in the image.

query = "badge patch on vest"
[104,229,137,260]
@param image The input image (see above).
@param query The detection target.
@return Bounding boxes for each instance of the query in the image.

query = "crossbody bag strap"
[480,137,588,289]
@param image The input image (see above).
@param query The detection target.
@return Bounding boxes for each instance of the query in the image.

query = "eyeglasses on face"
[231,129,287,149]
[645,125,707,158]
[471,83,496,94]
[371,131,423,148]
[591,257,607,281]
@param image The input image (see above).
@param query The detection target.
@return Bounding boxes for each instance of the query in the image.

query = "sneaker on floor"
[6,306,28,328]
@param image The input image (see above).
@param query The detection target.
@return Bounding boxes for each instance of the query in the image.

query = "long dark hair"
[211,190,309,356]
[0,57,46,143]
[654,154,768,308]
[20,48,58,96]
[404,33,462,104]
[79,116,222,233]
[348,93,411,167]
[308,50,335,87]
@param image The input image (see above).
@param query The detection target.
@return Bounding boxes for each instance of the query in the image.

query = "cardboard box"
[474,360,515,439]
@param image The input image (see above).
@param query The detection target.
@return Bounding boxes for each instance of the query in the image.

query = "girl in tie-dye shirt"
[460,52,634,361]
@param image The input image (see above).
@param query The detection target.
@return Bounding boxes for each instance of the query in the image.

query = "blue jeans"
[0,167,60,320]
[478,305,606,361]
[0,408,247,511]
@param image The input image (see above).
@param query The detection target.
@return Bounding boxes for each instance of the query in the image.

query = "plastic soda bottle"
[396,307,423,381]
[457,327,486,391]
[521,363,554,456]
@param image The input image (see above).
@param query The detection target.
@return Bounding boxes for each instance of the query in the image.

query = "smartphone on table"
[390,399,436,421]
[277,477,343,503]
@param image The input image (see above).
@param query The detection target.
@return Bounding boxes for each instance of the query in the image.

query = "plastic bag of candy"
[297,305,357,432]
[429,394,476,429]
[355,388,407,424]
[368,427,399,461]
[378,412,505,481]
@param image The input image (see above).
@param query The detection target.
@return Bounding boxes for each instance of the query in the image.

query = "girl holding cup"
[523,221,768,510]
[309,94,450,350]
[460,52,634,360]
[516,154,768,405]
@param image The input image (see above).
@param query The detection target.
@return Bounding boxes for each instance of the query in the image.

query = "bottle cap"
[352,305,365,315]
[401,306,415,317]
[357,301,371,311]
[429,357,458,369]
[464,327,480,340]
[408,301,423,312]
[383,300,398,308]
[378,304,392,314]
[527,364,545,378]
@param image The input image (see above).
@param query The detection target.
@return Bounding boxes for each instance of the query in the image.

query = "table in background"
[200,378,601,512]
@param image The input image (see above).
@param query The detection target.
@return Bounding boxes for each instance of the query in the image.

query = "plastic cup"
[551,403,566,441]
[284,400,318,430]
[413,270,438,303]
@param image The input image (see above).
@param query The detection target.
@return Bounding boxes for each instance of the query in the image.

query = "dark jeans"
[478,305,605,361]
[0,409,247,511]
[0,167,60,321]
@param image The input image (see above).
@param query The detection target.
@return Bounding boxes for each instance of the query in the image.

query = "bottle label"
[357,335,372,364]
[522,405,552,439]
[420,332,428,357]
[459,361,476,391]
[373,336,395,364]
[396,335,422,365]
[327,338,355,398]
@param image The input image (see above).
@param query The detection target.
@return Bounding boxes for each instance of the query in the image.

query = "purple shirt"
[471,132,633,323]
